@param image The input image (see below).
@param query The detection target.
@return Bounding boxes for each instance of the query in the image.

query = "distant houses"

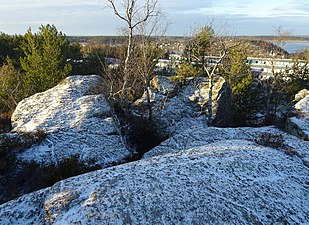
[247,57,307,79]
[155,52,183,73]
[154,53,308,78]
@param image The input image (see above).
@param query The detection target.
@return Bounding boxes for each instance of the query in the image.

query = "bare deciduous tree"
[186,23,236,125]
[105,0,160,95]
[274,26,291,50]
[135,11,167,119]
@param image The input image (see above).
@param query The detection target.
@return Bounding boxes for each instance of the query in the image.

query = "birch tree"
[135,12,166,119]
[105,0,160,95]
[261,26,291,121]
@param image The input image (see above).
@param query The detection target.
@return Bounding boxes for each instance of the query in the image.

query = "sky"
[0,0,309,36]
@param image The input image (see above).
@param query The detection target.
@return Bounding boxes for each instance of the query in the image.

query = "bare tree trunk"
[146,85,153,121]
[122,27,133,91]
[207,76,214,125]
[204,51,226,126]
[106,0,159,97]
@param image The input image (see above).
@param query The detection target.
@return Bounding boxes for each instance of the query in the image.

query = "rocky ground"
[133,75,231,136]
[0,75,308,224]
[0,137,308,224]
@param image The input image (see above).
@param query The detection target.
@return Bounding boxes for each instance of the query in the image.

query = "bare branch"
[106,0,129,23]
[104,0,164,100]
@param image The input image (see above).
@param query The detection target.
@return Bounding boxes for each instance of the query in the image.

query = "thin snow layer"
[0,140,308,224]
[134,76,229,135]
[10,75,130,166]
[289,117,309,140]
[0,189,47,225]
[144,126,309,162]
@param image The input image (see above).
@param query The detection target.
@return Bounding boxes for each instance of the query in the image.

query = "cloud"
[0,0,111,35]
[2,0,102,8]
[1,0,308,35]
[168,0,309,18]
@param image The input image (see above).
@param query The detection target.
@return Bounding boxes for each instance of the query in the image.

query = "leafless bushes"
[254,132,297,156]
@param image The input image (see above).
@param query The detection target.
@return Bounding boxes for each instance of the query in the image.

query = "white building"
[246,57,307,79]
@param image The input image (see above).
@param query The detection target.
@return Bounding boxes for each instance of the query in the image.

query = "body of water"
[283,42,309,54]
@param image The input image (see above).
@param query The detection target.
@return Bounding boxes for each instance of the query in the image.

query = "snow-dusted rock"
[295,94,309,113]
[295,89,309,102]
[150,75,177,96]
[143,126,309,166]
[0,139,308,224]
[287,117,309,141]
[134,76,231,135]
[188,76,232,126]
[0,75,132,205]
[10,75,130,166]
[287,91,309,141]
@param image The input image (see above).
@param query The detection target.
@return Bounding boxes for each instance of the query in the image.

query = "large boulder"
[287,90,309,140]
[188,76,232,126]
[0,75,130,204]
[10,75,130,166]
[0,137,308,224]
[134,76,231,136]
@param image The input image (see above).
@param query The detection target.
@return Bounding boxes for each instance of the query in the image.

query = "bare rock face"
[150,75,177,96]
[134,76,231,136]
[0,75,130,205]
[10,75,130,166]
[188,76,232,126]
[295,89,309,102]
[143,126,309,167]
[287,90,309,141]
[0,137,308,224]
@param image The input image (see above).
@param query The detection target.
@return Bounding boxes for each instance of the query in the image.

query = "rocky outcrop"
[0,75,130,204]
[0,136,308,224]
[134,76,231,135]
[287,90,309,141]
[143,126,309,167]
[150,75,177,96]
[10,75,130,166]
[1,76,308,224]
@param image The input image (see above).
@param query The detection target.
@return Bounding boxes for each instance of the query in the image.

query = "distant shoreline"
[67,35,309,42]
[237,36,309,42]
[281,40,309,43]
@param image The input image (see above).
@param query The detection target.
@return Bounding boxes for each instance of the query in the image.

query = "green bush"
[170,63,202,86]
[0,61,24,113]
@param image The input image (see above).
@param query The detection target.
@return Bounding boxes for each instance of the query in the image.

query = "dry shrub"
[254,132,284,148]
[255,132,298,156]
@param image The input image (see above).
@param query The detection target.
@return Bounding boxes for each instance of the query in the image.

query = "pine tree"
[20,24,71,95]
